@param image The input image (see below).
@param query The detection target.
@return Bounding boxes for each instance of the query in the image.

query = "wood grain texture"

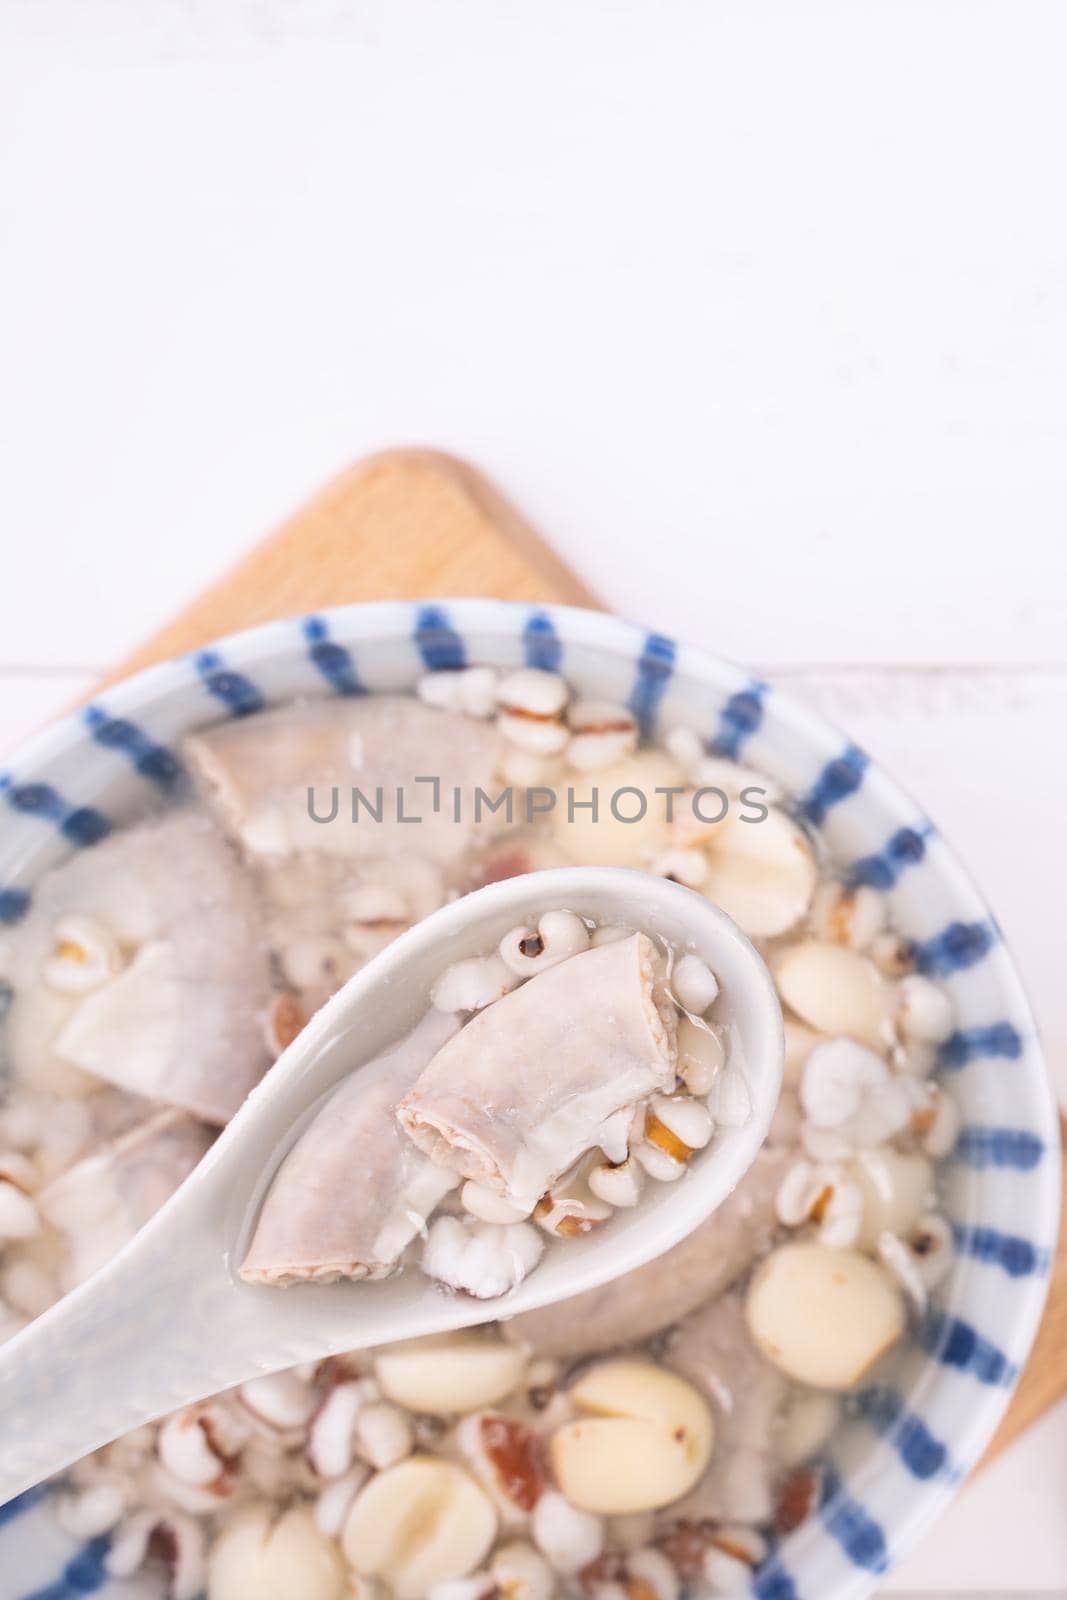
[101,446,1065,1473]
[100,448,598,686]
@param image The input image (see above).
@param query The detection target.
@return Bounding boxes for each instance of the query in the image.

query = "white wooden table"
[2,2,1066,1590]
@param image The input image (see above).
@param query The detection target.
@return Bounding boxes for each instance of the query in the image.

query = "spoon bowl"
[0,867,783,1506]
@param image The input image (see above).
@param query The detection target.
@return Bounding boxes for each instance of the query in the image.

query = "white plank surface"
[2,1,1067,670]
[2,2,1066,1593]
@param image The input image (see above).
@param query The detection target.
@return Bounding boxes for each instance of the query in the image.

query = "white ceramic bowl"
[0,599,1058,1600]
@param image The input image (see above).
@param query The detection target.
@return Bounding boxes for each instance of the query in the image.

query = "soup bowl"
[0,598,1058,1600]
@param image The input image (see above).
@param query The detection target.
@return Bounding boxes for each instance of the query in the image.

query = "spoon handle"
[0,1179,262,1507]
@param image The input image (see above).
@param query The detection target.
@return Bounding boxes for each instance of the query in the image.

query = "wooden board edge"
[409,449,603,613]
[98,447,599,688]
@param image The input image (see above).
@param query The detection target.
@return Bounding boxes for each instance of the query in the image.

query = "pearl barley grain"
[314,1469,368,1539]
[432,955,519,1013]
[499,911,590,978]
[490,1542,554,1600]
[461,1181,533,1225]
[629,1547,681,1600]
[496,669,569,719]
[775,1160,826,1228]
[799,1038,889,1129]
[422,1217,544,1298]
[897,974,955,1044]
[239,1372,317,1431]
[810,883,886,952]
[648,1096,714,1154]
[664,726,704,774]
[108,1511,205,1597]
[531,1491,604,1574]
[498,712,570,756]
[417,668,498,720]
[671,954,720,1015]
[588,1157,644,1208]
[57,1482,128,1540]
[565,701,639,773]
[355,1402,414,1470]
[158,1413,226,1488]
[633,1142,686,1182]
[702,1543,755,1592]
[675,1015,725,1096]
[308,1382,364,1480]
[708,1066,751,1128]
[916,1086,962,1158]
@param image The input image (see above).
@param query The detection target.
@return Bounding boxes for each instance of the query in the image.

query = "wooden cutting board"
[103,446,1066,1471]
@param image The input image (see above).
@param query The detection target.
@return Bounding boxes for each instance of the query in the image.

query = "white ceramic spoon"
[0,867,783,1505]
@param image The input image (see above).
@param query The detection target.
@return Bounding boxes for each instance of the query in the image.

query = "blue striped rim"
[847,824,931,890]
[913,920,997,977]
[918,1308,1018,1386]
[952,1225,1050,1278]
[626,632,676,738]
[303,617,365,695]
[752,1560,799,1600]
[414,605,465,671]
[522,611,563,671]
[938,1022,1024,1070]
[0,781,112,847]
[0,886,30,924]
[17,1535,110,1600]
[798,744,868,826]
[819,1464,888,1574]
[707,679,767,760]
[954,1125,1044,1170]
[854,1386,954,1481]
[194,650,265,717]
[83,706,183,789]
[0,1484,48,1528]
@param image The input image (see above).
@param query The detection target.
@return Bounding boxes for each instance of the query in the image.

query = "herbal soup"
[0,668,960,1600]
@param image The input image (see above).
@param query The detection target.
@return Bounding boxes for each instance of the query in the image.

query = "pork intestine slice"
[184,696,499,865]
[663,1290,790,1526]
[0,812,272,1125]
[396,933,677,1210]
[240,1010,462,1287]
[37,1110,214,1292]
